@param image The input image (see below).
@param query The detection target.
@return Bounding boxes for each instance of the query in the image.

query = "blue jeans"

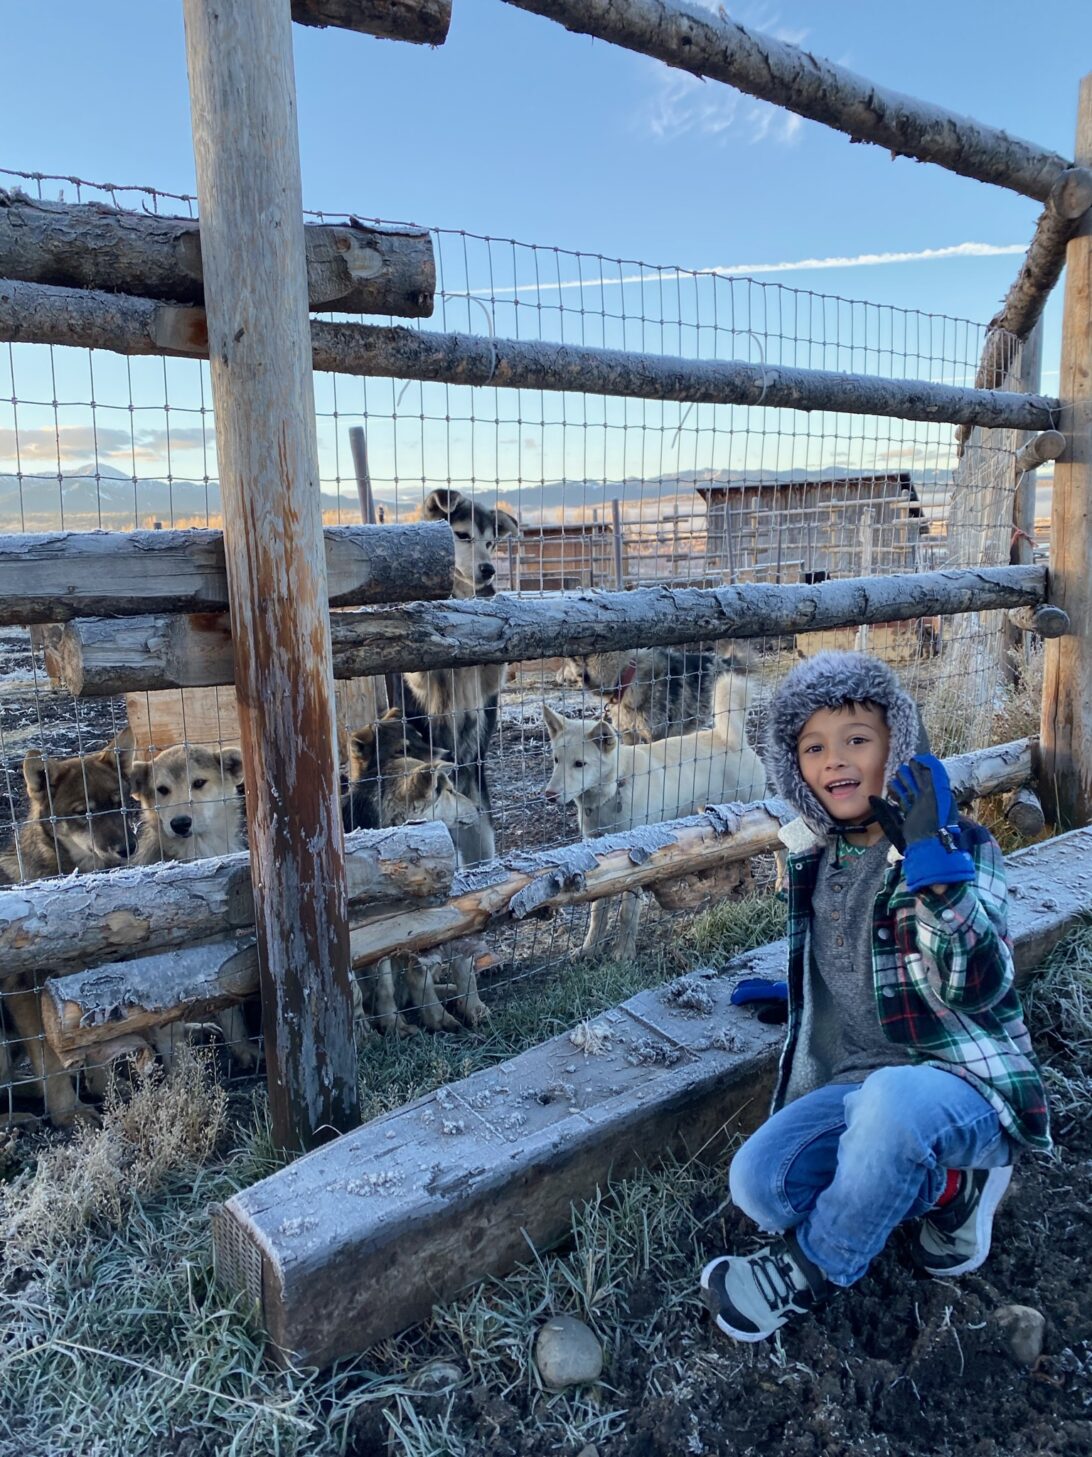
[728,1065,1011,1286]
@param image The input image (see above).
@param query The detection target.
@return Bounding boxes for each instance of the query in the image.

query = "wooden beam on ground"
[0,279,1061,433]
[1042,76,1092,832]
[1,822,454,981]
[0,522,453,626]
[40,740,1033,1058]
[210,824,1092,1367]
[500,0,1070,201]
[51,565,1047,696]
[0,191,435,317]
[183,0,358,1148]
[290,0,450,44]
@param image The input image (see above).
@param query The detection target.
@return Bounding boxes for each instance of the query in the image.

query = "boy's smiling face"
[797,702,890,825]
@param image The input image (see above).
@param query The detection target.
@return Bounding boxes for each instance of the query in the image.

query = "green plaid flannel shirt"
[773,820,1051,1151]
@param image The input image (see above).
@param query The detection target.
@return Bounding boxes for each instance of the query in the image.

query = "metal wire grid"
[0,165,1033,1113]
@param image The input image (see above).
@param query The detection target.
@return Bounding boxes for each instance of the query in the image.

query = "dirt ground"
[342,1016,1092,1457]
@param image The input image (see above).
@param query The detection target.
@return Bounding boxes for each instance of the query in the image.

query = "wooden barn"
[502,519,623,592]
[697,471,927,583]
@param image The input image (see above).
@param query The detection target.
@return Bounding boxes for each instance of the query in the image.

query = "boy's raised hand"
[869,754,976,892]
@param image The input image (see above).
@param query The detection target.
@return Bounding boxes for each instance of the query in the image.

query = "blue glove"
[869,754,975,893]
[730,977,788,1006]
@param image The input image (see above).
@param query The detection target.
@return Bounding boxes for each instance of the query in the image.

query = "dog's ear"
[219,747,245,785]
[349,725,379,778]
[422,488,463,522]
[100,724,135,779]
[543,704,567,737]
[585,718,616,751]
[492,507,518,540]
[129,760,153,802]
[22,748,53,800]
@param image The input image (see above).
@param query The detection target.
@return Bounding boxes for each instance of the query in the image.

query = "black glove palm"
[868,755,975,892]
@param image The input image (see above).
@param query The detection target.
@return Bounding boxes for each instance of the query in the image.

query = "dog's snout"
[479,562,496,580]
[170,814,193,837]
[544,787,559,803]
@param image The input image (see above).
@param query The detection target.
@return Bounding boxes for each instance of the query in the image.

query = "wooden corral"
[697,472,926,584]
[505,519,622,591]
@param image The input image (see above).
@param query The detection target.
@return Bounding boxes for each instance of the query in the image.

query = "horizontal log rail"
[1015,430,1067,473]
[290,0,450,43]
[40,738,1034,1059]
[3,821,454,980]
[0,521,453,626]
[0,279,1061,432]
[51,565,1048,696]
[0,192,435,317]
[500,0,1070,202]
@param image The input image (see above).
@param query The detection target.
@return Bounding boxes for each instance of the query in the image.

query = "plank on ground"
[211,823,1092,1368]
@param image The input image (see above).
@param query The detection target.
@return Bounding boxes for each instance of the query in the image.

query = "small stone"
[533,1315,604,1390]
[411,1359,464,1395]
[576,1446,599,1457]
[993,1304,1046,1365]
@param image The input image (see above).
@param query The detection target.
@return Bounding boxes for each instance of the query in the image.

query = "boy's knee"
[728,1140,789,1232]
[845,1068,932,1156]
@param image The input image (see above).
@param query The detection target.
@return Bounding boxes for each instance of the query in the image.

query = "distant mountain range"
[0,460,1051,531]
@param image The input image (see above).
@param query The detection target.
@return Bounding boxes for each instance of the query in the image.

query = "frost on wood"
[0,280,1061,433]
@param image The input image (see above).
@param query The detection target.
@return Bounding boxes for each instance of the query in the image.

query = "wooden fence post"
[1041,74,1092,831]
[182,0,360,1148]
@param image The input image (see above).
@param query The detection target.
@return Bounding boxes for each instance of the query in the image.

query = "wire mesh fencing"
[0,165,1044,1120]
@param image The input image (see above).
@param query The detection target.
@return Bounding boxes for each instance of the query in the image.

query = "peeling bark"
[290,0,450,43]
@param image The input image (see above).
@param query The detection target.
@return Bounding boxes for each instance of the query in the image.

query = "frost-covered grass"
[5,905,1087,1457]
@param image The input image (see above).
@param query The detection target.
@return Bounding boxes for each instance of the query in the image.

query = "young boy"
[701,651,1050,1343]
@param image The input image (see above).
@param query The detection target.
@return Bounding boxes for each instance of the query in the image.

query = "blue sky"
[1,1,1088,523]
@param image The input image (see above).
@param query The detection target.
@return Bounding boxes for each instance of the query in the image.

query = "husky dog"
[345,713,489,1035]
[130,744,258,1069]
[0,731,135,1126]
[559,646,742,744]
[544,672,766,960]
[0,730,135,883]
[130,743,246,864]
[397,488,519,863]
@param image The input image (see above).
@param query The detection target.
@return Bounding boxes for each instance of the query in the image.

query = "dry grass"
[1,1048,226,1265]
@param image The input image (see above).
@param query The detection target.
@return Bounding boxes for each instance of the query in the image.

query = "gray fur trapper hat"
[764,651,927,837]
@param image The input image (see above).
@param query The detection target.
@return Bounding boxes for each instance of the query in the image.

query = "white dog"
[544,670,766,960]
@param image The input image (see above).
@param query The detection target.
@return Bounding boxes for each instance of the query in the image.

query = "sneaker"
[700,1233,829,1342]
[914,1166,1013,1277]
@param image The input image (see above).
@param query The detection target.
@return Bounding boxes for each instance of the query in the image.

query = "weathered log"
[0,279,1061,433]
[1007,604,1071,638]
[1015,429,1067,474]
[500,0,1070,201]
[183,0,358,1148]
[290,0,450,43]
[1004,786,1047,838]
[40,739,1033,1057]
[51,565,1047,696]
[210,823,1092,1368]
[1042,78,1092,831]
[0,523,452,627]
[0,191,435,317]
[0,822,454,980]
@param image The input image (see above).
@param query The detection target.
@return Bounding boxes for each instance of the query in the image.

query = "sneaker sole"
[699,1257,772,1343]
[924,1164,1013,1278]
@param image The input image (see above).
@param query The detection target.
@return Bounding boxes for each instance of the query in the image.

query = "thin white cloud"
[452,242,1026,301]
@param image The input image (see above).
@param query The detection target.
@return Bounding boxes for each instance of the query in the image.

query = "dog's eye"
[454,530,471,542]
[192,778,207,790]
[157,785,169,797]
[573,760,584,769]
